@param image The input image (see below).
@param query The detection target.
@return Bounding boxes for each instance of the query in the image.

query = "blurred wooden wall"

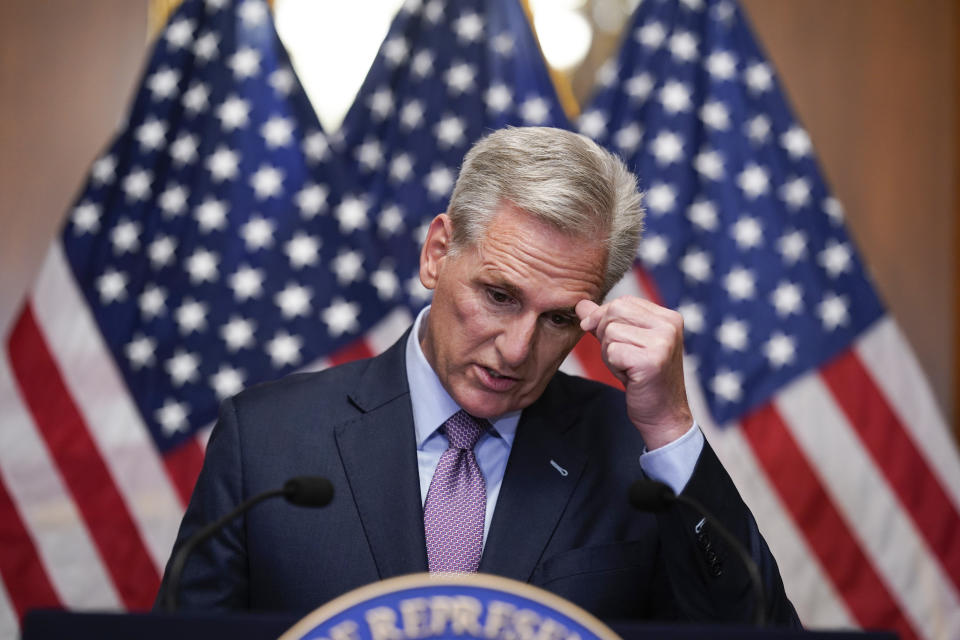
[1,0,956,436]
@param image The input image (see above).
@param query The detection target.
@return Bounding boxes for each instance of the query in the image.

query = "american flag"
[574,1,960,639]
[0,0,567,634]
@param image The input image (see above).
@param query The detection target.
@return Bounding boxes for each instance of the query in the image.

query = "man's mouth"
[476,365,519,391]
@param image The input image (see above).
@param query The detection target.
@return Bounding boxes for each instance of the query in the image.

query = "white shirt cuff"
[638,422,704,495]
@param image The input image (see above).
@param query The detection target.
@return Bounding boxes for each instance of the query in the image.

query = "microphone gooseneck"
[164,476,333,612]
[629,478,766,627]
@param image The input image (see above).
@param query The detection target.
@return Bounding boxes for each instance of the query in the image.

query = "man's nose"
[496,314,537,368]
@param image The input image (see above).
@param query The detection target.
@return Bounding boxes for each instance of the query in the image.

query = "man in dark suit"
[157,127,799,625]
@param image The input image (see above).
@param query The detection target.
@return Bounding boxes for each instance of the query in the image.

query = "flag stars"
[780,176,811,210]
[572,110,604,141]
[594,62,617,88]
[782,126,812,158]
[731,216,763,249]
[210,365,245,399]
[149,235,177,269]
[125,334,156,370]
[241,215,275,250]
[425,166,455,199]
[700,101,730,130]
[367,88,395,120]
[275,283,313,319]
[724,267,757,301]
[424,0,444,23]
[238,0,268,26]
[694,149,725,181]
[651,131,685,165]
[221,316,256,352]
[737,164,770,199]
[285,232,321,269]
[96,269,128,303]
[229,265,265,300]
[823,197,845,224]
[332,250,365,285]
[182,83,210,115]
[195,198,228,232]
[382,37,409,66]
[764,333,797,369]
[677,301,705,334]
[261,116,294,148]
[614,123,643,153]
[155,399,190,436]
[485,85,512,113]
[400,100,425,129]
[111,219,140,254]
[626,72,654,102]
[435,115,466,148]
[146,67,180,100]
[639,235,669,266]
[322,298,361,337]
[206,146,240,182]
[711,369,743,402]
[303,131,330,162]
[72,202,101,234]
[164,19,194,50]
[160,184,189,216]
[492,33,514,55]
[217,95,251,130]
[445,62,476,94]
[681,249,712,282]
[520,97,550,125]
[637,21,666,49]
[166,350,200,387]
[122,168,153,201]
[411,50,434,79]
[745,114,771,144]
[266,331,303,368]
[356,139,384,171]
[250,165,284,199]
[645,183,677,215]
[408,274,433,303]
[706,51,737,80]
[378,205,404,236]
[819,293,850,330]
[185,248,219,284]
[175,298,209,335]
[269,68,295,95]
[744,62,773,94]
[659,81,692,114]
[91,155,116,185]
[170,134,199,165]
[139,284,167,319]
[688,199,718,231]
[389,153,415,183]
[193,31,219,62]
[371,264,400,299]
[819,240,853,277]
[771,281,803,316]
[454,12,484,43]
[295,183,328,218]
[778,230,808,264]
[669,31,699,62]
[716,317,749,351]
[336,196,369,233]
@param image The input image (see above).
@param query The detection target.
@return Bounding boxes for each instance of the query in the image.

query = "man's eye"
[547,313,575,328]
[487,288,511,304]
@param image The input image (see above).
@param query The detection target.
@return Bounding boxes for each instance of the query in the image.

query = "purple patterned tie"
[423,410,490,572]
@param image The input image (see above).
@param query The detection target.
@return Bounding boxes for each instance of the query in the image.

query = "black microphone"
[629,479,766,627]
[163,476,333,612]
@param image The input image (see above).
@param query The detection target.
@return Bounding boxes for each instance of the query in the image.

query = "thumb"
[576,299,601,332]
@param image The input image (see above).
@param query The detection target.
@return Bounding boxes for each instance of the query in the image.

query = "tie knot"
[443,410,489,450]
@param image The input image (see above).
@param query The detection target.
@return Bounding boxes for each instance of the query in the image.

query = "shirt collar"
[405,306,521,449]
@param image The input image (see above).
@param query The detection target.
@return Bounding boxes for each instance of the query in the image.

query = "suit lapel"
[334,332,428,578]
[478,380,587,581]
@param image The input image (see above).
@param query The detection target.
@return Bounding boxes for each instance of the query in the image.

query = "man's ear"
[419,213,454,290]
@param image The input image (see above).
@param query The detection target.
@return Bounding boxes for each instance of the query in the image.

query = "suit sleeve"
[154,396,250,610]
[653,441,801,627]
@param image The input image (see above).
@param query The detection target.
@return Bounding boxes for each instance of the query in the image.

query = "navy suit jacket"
[157,332,798,625]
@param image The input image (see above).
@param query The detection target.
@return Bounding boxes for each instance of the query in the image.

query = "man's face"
[419,204,607,419]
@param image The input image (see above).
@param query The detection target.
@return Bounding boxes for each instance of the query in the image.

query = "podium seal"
[280,573,621,640]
